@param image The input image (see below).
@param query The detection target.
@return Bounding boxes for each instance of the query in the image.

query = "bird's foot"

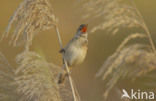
[59,48,65,53]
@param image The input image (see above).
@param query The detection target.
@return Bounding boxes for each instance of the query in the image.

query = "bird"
[58,24,88,84]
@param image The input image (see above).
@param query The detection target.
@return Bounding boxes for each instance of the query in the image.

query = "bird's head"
[76,24,88,37]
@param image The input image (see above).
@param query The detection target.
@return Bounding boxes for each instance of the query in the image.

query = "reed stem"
[55,25,78,101]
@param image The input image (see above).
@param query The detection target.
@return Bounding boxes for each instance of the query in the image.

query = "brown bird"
[58,24,88,84]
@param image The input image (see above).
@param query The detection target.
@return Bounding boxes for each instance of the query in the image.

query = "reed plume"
[79,0,156,100]
[0,50,69,101]
[80,0,155,51]
[81,0,143,34]
[1,0,155,100]
[96,44,156,98]
[2,0,56,50]
[0,0,80,100]
[15,51,62,101]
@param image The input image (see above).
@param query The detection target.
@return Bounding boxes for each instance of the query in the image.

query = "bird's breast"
[64,45,88,67]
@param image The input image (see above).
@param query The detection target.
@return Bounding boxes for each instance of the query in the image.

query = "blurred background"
[0,0,156,101]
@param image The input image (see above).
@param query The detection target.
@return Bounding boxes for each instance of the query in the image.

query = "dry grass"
[80,0,155,51]
[0,50,78,101]
[0,0,156,101]
[2,0,56,50]
[87,0,156,100]
[59,79,81,101]
[0,0,80,101]
[81,0,143,34]
[96,45,156,98]
[15,51,62,101]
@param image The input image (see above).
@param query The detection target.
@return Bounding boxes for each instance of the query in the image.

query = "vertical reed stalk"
[55,25,78,101]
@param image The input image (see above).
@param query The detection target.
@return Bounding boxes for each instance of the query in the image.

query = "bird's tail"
[58,65,68,84]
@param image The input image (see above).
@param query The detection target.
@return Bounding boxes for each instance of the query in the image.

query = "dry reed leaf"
[2,0,56,48]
